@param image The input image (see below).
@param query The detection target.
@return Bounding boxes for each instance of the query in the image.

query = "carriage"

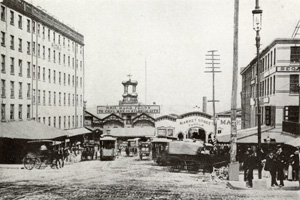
[100,135,117,160]
[151,138,173,165]
[23,140,64,170]
[165,141,229,174]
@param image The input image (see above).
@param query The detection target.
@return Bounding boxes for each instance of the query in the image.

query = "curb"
[227,182,250,190]
[0,165,24,169]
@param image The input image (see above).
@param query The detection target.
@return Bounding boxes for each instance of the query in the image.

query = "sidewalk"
[0,164,23,169]
[228,170,300,191]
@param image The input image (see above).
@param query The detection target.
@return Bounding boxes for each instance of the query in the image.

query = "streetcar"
[100,135,117,160]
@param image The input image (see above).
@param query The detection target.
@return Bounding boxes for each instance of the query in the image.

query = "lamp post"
[252,0,263,179]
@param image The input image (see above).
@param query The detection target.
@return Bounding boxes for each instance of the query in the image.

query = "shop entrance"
[187,127,206,142]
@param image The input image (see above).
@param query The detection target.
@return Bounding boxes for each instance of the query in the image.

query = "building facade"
[155,110,241,143]
[241,39,300,130]
[0,0,84,130]
[85,78,158,139]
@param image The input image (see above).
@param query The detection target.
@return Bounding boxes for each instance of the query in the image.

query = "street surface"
[0,155,299,200]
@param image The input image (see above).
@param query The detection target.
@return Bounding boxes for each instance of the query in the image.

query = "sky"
[28,0,300,116]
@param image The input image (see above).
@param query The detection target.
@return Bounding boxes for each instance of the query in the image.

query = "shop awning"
[67,127,92,137]
[216,126,296,144]
[0,120,68,140]
[109,127,155,138]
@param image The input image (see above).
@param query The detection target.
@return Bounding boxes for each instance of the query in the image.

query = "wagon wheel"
[167,164,175,172]
[173,162,183,173]
[24,157,35,170]
[187,162,199,174]
[34,158,42,169]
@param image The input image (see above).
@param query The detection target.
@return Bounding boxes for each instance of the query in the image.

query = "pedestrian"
[275,146,286,187]
[246,149,256,188]
[287,157,293,181]
[243,149,250,182]
[125,146,129,156]
[265,151,278,187]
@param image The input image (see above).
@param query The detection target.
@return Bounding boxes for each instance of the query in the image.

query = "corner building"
[0,0,84,130]
[241,39,300,129]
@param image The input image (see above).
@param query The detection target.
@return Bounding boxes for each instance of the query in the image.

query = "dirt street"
[0,155,299,200]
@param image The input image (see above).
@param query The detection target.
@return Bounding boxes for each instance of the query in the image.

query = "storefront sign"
[97,105,160,114]
[179,118,212,126]
[277,66,300,72]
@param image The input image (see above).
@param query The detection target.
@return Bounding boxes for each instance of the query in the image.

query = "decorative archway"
[187,127,206,142]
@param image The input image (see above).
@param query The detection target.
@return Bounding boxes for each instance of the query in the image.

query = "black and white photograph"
[0,0,300,199]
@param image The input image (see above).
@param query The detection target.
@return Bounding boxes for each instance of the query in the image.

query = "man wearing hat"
[275,146,286,186]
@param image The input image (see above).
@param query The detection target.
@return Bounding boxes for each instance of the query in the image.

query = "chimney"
[202,96,207,113]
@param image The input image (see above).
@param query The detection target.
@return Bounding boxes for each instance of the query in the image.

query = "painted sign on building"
[97,105,160,114]
[277,66,300,72]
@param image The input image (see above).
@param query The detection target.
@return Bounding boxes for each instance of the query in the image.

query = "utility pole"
[228,0,240,182]
[205,50,221,147]
[230,0,239,164]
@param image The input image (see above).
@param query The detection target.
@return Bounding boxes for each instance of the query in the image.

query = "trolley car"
[100,135,117,160]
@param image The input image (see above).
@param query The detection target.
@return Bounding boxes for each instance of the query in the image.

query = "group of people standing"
[243,146,300,188]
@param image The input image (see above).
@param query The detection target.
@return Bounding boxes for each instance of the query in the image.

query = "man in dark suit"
[246,150,257,188]
[276,146,286,187]
[265,151,278,187]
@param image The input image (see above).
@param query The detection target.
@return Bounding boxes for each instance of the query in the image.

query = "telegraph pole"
[228,0,240,181]
[205,50,221,147]
[231,0,239,164]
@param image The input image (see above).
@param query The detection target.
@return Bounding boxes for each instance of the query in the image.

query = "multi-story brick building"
[0,0,84,130]
[241,39,300,134]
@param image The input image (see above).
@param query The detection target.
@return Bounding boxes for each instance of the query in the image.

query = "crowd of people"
[243,145,300,188]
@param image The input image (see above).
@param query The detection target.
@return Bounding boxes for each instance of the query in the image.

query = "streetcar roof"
[151,138,172,143]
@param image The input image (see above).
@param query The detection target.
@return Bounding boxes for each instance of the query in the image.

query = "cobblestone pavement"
[0,156,299,199]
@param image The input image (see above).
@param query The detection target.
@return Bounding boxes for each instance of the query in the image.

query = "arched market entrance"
[187,127,206,142]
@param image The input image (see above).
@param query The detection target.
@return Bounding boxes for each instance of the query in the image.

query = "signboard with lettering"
[277,66,300,72]
[97,105,160,114]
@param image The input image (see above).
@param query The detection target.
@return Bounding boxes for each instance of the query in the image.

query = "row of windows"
[250,74,299,98]
[251,47,300,79]
[0,103,83,129]
[32,89,83,107]
[35,115,83,129]
[262,48,276,72]
[1,80,30,99]
[0,55,83,88]
[0,33,83,70]
[1,103,30,121]
[0,5,83,54]
[1,79,83,106]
